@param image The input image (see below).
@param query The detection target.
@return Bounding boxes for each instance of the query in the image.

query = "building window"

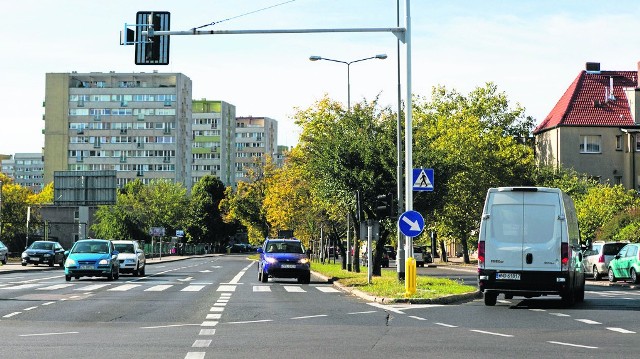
[616,135,622,151]
[579,135,601,154]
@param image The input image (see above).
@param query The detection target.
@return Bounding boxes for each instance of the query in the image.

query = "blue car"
[64,239,120,281]
[257,238,311,284]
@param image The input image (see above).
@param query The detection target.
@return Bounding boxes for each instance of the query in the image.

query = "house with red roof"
[534,62,640,190]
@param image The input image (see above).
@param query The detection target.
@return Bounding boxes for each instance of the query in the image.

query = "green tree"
[185,175,234,250]
[413,83,536,263]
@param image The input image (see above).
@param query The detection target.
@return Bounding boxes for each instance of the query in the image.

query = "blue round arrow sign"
[398,210,425,237]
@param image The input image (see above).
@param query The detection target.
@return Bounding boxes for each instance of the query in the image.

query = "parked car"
[381,248,390,268]
[582,241,628,280]
[384,245,396,260]
[64,239,120,281]
[414,246,429,267]
[257,238,311,284]
[0,240,8,265]
[112,240,146,276]
[22,241,65,267]
[608,243,640,284]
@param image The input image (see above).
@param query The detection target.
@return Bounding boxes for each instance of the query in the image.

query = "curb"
[311,270,482,305]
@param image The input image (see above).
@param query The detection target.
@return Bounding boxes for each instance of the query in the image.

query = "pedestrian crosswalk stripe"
[37,284,75,290]
[108,284,141,291]
[182,285,205,292]
[316,287,340,293]
[1,284,41,290]
[76,284,111,291]
[253,285,271,292]
[283,286,306,292]
[145,285,172,292]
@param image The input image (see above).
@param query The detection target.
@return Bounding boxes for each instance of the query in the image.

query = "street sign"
[176,230,184,237]
[398,210,425,237]
[150,227,165,236]
[413,168,434,191]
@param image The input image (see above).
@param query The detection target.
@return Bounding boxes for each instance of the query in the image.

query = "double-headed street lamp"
[309,54,387,110]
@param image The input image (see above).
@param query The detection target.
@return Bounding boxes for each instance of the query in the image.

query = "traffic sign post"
[398,210,424,295]
[412,168,434,191]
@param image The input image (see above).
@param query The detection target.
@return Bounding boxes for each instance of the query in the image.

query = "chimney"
[586,62,600,73]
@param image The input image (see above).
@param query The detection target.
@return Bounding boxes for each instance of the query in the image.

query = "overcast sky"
[1,0,639,154]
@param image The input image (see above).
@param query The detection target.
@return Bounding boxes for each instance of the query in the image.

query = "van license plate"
[496,273,520,280]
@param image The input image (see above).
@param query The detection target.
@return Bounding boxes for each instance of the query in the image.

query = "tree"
[293,96,398,273]
[574,184,640,245]
[412,83,536,263]
[92,179,188,242]
[185,175,234,251]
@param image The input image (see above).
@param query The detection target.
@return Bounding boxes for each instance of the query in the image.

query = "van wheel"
[631,269,639,284]
[608,268,617,283]
[484,292,498,306]
[592,266,600,281]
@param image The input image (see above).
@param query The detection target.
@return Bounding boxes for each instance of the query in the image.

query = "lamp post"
[309,54,387,110]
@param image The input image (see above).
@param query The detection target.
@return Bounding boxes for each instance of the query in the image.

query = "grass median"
[311,262,477,299]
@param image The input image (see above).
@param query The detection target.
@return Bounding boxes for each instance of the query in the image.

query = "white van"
[477,187,585,306]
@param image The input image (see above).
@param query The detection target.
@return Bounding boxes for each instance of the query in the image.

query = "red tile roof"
[533,70,638,134]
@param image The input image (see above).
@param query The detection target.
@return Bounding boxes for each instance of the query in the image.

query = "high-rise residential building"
[43,72,193,190]
[0,153,45,192]
[235,116,278,182]
[191,99,236,187]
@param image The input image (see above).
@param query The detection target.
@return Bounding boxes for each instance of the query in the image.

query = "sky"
[1,0,640,154]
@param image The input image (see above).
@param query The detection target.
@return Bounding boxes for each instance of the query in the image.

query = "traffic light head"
[134,11,170,65]
[375,193,393,219]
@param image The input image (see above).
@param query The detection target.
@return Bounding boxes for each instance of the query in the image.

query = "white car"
[112,240,146,276]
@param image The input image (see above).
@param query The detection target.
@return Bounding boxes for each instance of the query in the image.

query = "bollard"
[405,257,416,297]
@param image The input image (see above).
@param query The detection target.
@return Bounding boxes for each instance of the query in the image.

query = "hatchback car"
[0,240,8,265]
[257,238,311,284]
[608,243,640,284]
[112,240,146,276]
[414,246,429,267]
[582,241,628,280]
[64,239,119,281]
[22,241,65,267]
[384,245,396,260]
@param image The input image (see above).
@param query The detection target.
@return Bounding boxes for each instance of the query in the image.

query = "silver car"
[582,241,628,280]
[112,240,146,276]
[0,240,8,265]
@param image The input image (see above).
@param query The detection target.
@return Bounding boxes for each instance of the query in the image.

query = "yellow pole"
[405,257,416,297]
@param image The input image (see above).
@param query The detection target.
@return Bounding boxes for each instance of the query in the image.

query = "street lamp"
[309,54,387,110]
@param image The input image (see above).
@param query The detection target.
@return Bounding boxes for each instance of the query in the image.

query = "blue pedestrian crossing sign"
[398,210,425,237]
[413,168,434,191]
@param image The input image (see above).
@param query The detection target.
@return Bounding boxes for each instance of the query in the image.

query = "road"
[0,255,638,358]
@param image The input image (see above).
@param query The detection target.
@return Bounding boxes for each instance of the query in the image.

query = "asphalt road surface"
[1,255,638,359]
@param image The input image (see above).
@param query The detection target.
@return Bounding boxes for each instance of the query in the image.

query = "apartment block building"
[43,72,193,190]
[192,99,236,187]
[0,153,45,192]
[235,116,278,182]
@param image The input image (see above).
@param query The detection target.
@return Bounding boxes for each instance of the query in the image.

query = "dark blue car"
[257,239,311,284]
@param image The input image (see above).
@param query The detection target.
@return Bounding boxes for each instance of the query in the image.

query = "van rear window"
[490,204,557,243]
